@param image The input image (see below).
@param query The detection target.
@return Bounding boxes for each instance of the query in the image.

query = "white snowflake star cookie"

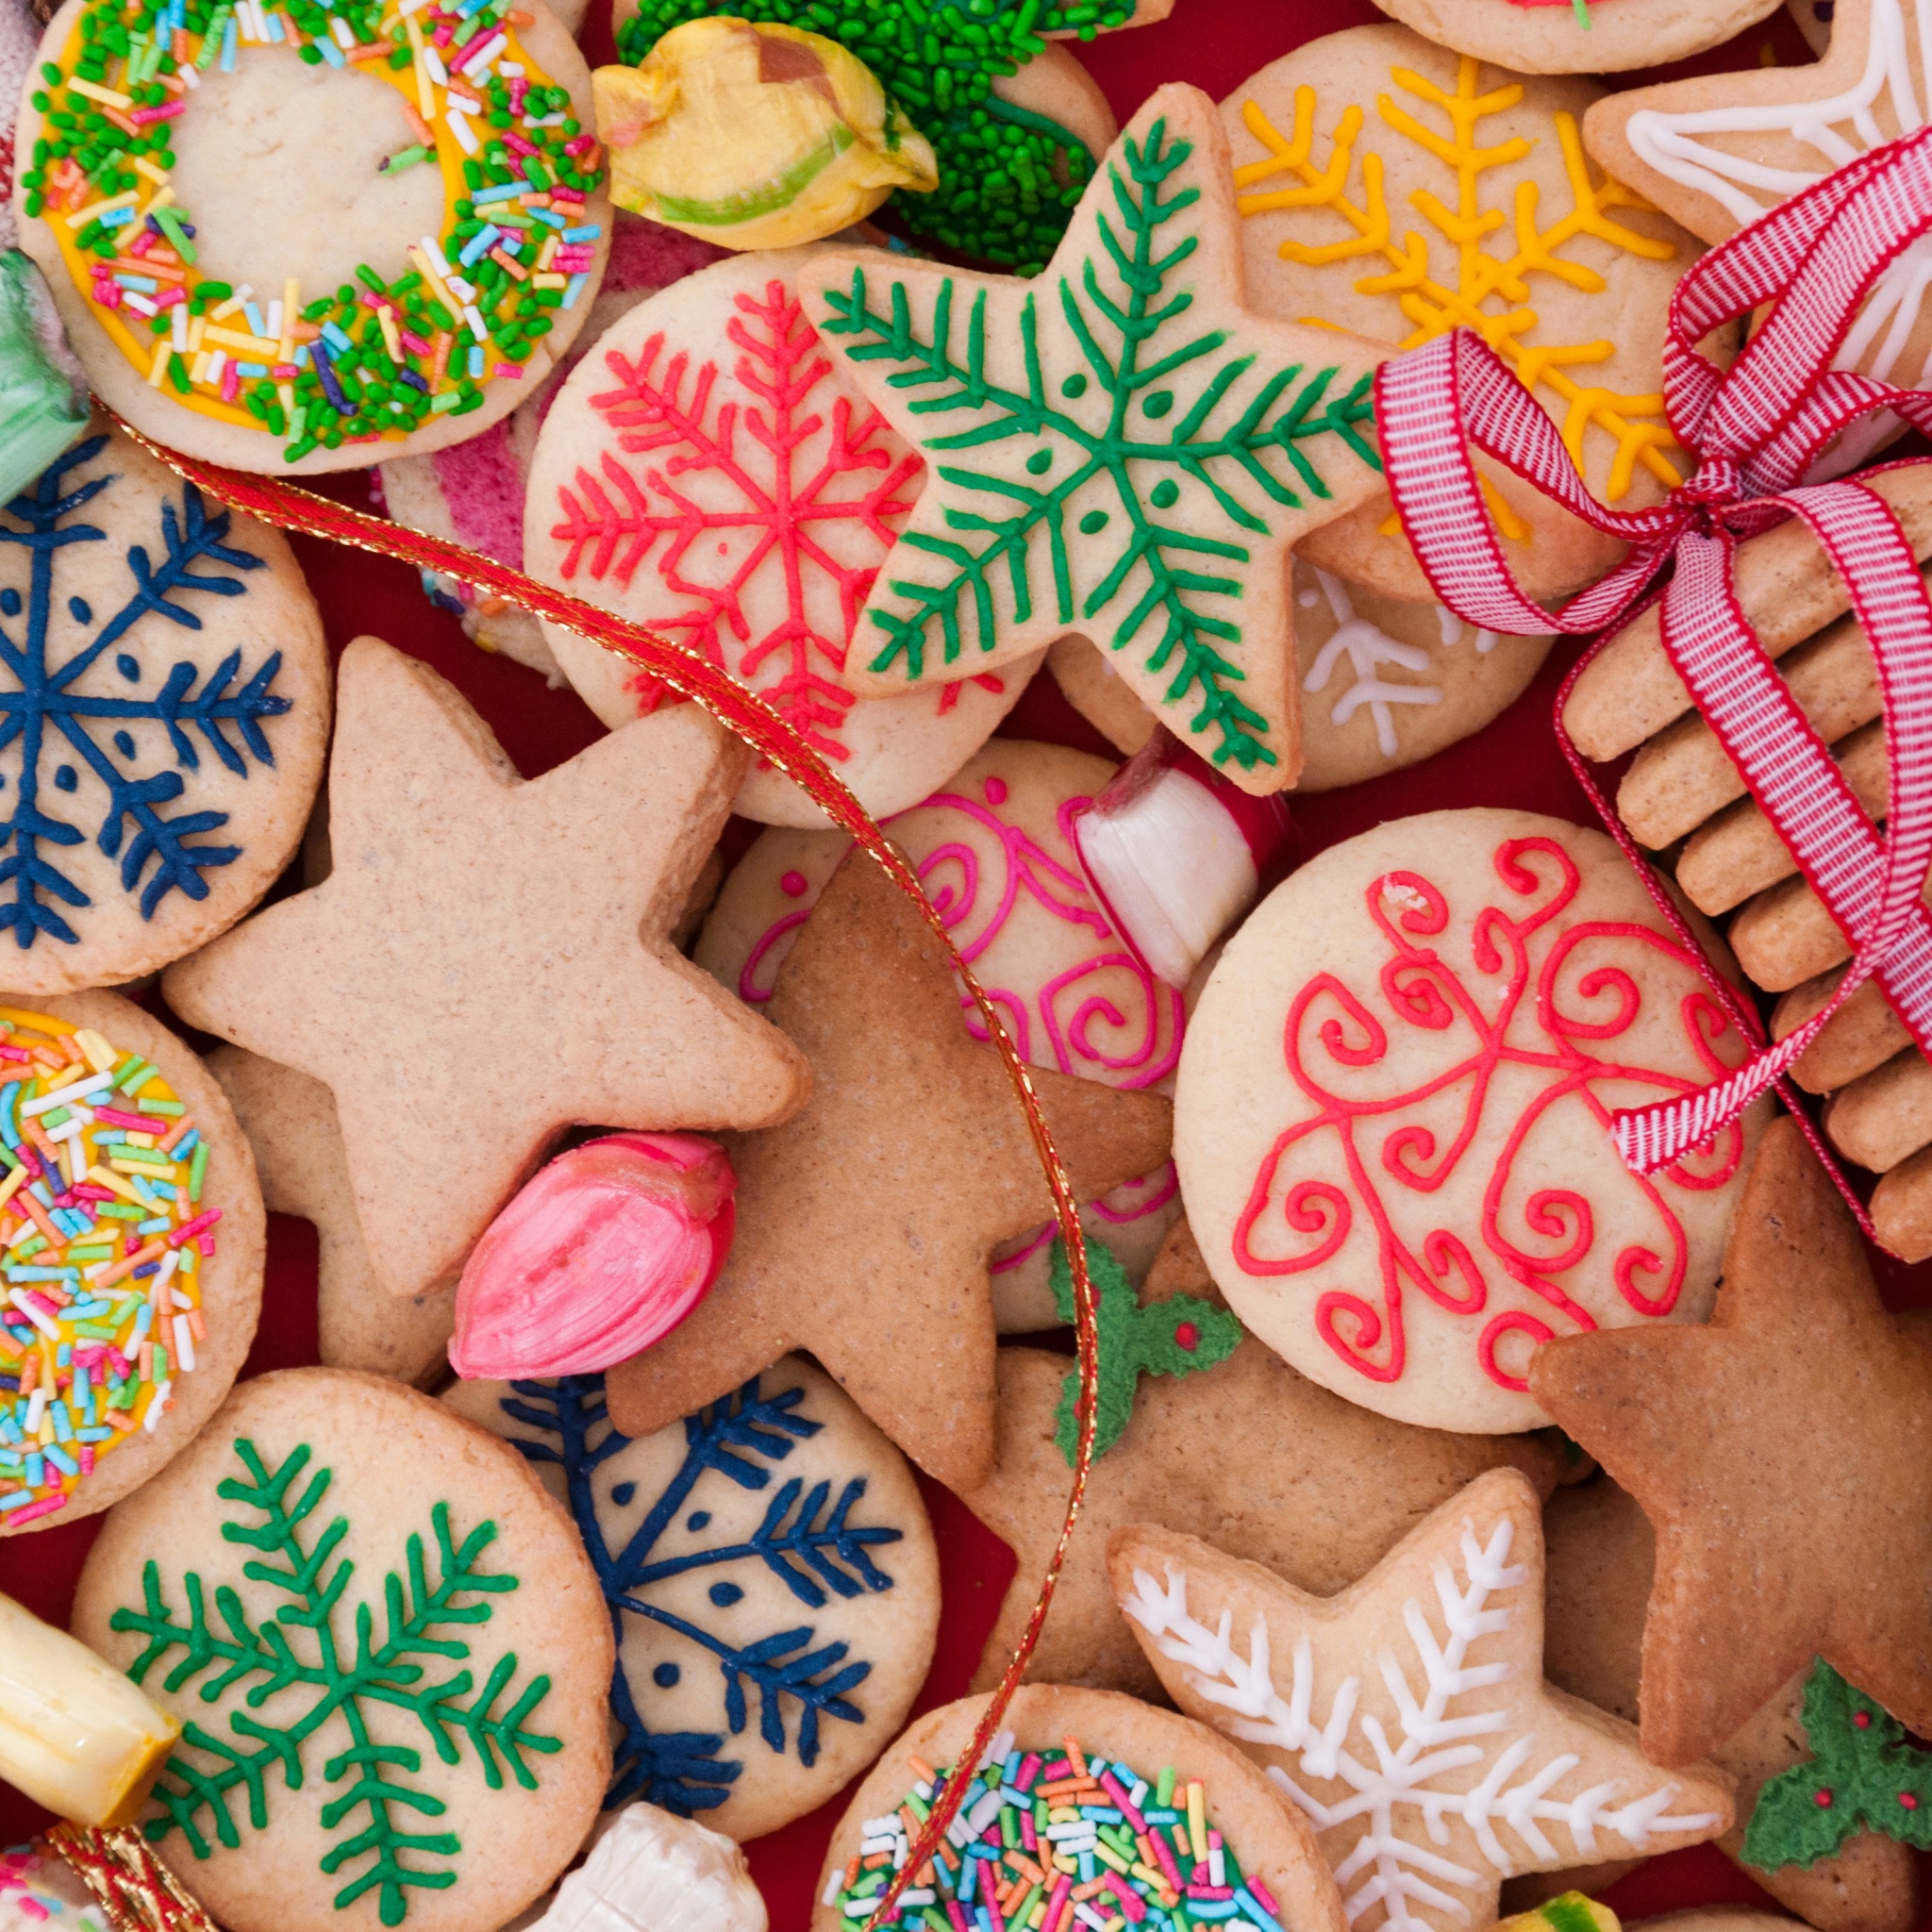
[1108,1465,1734,1932]
[795,84,1392,797]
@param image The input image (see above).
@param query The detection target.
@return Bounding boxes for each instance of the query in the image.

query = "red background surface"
[6,0,1932,1927]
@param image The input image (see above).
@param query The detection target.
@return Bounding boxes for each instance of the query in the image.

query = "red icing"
[1230,837,1744,1392]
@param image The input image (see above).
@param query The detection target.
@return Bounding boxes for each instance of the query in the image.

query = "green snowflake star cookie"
[72,1367,615,1932]
[795,83,1391,795]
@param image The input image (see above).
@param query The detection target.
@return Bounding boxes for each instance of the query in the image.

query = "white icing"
[1304,570,1443,758]
[1625,0,1932,400]
[1433,603,1499,656]
[1121,1516,1724,1932]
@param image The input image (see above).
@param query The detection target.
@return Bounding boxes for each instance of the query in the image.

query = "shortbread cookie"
[163,636,808,1304]
[1112,1468,1734,1932]
[691,743,1184,1329]
[445,1356,940,1840]
[1529,1116,1932,1766]
[208,1044,453,1386]
[1224,28,1705,603]
[604,847,1174,1492]
[958,1217,1564,1695]
[18,0,612,474]
[1368,0,1783,72]
[0,990,264,1536]
[72,1367,614,1932]
[524,248,1037,828]
[811,1685,1347,1932]
[0,422,328,992]
[1540,1474,1920,1932]
[797,85,1391,795]
[1176,808,1767,1434]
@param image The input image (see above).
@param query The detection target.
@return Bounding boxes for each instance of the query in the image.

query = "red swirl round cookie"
[692,740,1182,1328]
[1175,808,1770,1433]
[1366,0,1782,72]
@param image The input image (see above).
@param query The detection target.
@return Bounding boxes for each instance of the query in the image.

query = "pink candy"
[448,1132,736,1381]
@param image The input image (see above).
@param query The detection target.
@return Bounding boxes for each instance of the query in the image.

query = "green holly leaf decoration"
[1742,1658,1932,1870]
[1049,1234,1242,1465]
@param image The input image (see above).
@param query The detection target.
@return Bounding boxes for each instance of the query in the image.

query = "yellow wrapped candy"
[0,1591,178,1827]
[592,17,938,249]
[1490,1897,1622,1932]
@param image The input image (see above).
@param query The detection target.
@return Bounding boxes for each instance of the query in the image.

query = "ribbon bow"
[1376,118,1932,1182]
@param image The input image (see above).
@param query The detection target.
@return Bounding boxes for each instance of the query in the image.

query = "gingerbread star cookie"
[604,846,1174,1491]
[165,637,809,1304]
[207,1045,454,1388]
[1528,1114,1932,1768]
[959,1219,1565,1696]
[1111,1467,1735,1932]
[794,84,1391,795]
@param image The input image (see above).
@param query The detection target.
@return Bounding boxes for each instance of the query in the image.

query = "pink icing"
[449,1132,735,1380]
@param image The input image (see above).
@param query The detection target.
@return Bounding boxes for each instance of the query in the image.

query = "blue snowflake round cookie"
[443,1355,941,1841]
[0,423,329,992]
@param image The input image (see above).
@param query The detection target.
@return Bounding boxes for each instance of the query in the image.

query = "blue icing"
[497,1372,904,1818]
[0,434,289,947]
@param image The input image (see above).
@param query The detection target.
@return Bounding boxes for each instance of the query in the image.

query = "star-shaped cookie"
[794,83,1390,794]
[604,846,1174,1491]
[1111,1467,1735,1932]
[207,1045,454,1388]
[960,1220,1565,1695]
[165,636,809,1302]
[1529,1114,1932,1769]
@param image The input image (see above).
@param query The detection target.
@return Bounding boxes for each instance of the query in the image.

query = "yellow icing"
[1235,59,1686,504]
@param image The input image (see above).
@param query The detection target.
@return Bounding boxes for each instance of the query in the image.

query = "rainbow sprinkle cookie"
[0,1005,220,1529]
[825,1734,1289,1932]
[0,1846,111,1931]
[21,0,608,464]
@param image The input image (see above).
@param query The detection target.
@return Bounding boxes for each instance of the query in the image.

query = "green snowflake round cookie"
[72,1367,614,1932]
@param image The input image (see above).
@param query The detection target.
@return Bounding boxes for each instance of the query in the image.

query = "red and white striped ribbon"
[1377,117,1932,1185]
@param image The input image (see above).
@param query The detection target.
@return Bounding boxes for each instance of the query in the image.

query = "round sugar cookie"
[692,741,1183,1329]
[0,421,328,991]
[1368,0,1783,73]
[72,1367,613,1932]
[1222,27,1708,603]
[1176,808,1770,1434]
[0,988,264,1536]
[443,1357,941,1841]
[0,1847,112,1932]
[17,0,612,475]
[523,248,1040,828]
[812,1685,1346,1932]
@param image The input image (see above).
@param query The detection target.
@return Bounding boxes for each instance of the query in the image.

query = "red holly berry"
[1901,1793,1921,1811]
[1175,1322,1199,1352]
[1815,1790,1834,1807]
[1854,1711,1873,1728]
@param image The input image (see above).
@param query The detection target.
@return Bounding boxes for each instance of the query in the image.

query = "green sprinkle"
[189,1141,208,1202]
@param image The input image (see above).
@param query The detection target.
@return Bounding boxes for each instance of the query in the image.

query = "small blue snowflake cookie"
[443,1354,941,1841]
[0,422,329,992]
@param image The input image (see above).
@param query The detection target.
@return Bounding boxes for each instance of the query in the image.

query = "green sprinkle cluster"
[616,0,1134,273]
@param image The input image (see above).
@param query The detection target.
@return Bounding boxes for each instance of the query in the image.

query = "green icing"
[1742,1659,1932,1868]
[615,0,1125,271]
[108,1437,561,1926]
[1049,1234,1242,1465]
[816,116,1380,775]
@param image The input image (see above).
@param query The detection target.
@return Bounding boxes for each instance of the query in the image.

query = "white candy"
[522,1805,768,1932]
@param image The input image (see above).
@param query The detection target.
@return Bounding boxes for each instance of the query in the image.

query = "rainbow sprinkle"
[825,1734,1287,1932]
[0,1008,220,1528]
[24,0,606,462]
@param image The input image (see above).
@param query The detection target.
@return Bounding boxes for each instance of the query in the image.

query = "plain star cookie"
[443,1356,940,1840]
[0,421,328,991]
[604,845,1174,1492]
[1175,808,1769,1433]
[795,83,1391,796]
[17,0,613,474]
[1111,1467,1734,1932]
[957,1218,1565,1697]
[71,1367,614,1932]
[207,1045,454,1387]
[163,635,808,1304]
[1528,1115,1932,1768]
[811,1685,1348,1932]
[1365,0,1783,73]
[523,248,1037,828]
[0,988,264,1535]
[1222,28,1707,603]
[691,741,1184,1331]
